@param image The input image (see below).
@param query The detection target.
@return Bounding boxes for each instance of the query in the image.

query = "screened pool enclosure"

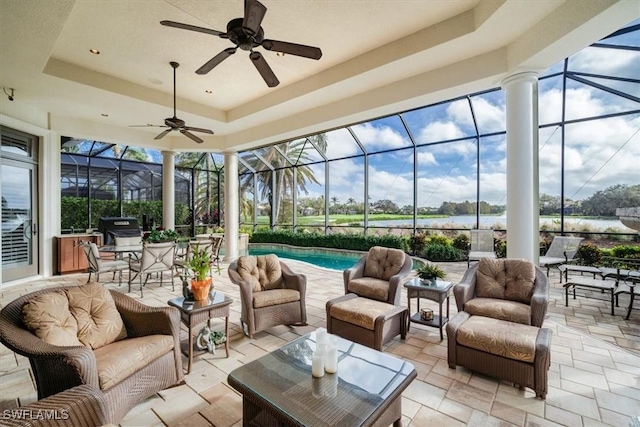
[60,21,640,241]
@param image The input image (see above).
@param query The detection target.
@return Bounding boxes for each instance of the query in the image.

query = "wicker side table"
[404,278,453,340]
[168,291,232,373]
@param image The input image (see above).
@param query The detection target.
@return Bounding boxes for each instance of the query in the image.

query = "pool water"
[249,246,364,271]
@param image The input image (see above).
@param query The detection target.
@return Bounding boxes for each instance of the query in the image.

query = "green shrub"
[422,243,463,262]
[409,233,427,255]
[577,242,602,266]
[608,245,640,259]
[429,235,453,246]
[495,239,507,258]
[250,230,407,252]
[452,233,470,251]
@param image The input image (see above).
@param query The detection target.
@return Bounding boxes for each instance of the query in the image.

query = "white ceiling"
[1,0,638,153]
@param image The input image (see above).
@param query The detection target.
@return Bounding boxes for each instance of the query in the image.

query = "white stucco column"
[224,151,239,261]
[501,72,539,263]
[161,150,175,230]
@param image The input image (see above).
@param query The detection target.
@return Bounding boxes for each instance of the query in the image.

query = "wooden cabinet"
[56,234,102,275]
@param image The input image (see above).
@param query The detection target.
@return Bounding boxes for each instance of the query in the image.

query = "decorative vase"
[191,277,213,301]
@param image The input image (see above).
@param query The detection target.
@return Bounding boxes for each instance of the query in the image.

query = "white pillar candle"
[312,352,325,378]
[316,327,327,344]
[324,345,338,373]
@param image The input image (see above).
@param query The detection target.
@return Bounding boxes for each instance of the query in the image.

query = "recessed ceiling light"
[205,90,213,94]
[101,113,109,117]
[89,48,100,55]
[276,52,285,57]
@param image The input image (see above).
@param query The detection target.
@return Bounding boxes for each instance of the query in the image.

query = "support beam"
[501,71,539,263]
[224,152,239,261]
[162,151,175,230]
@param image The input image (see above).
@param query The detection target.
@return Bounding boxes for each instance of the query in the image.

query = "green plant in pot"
[187,244,213,300]
[416,262,446,285]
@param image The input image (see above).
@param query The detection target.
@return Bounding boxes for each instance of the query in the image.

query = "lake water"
[366,215,635,232]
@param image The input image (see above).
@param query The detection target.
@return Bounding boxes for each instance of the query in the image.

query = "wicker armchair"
[343,246,412,306]
[0,285,184,425]
[1,385,107,427]
[228,255,307,339]
[453,259,549,327]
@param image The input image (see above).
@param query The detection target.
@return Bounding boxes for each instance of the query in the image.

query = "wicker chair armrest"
[1,385,107,427]
[110,290,181,338]
[343,256,367,293]
[445,311,470,367]
[530,267,549,327]
[228,262,256,321]
[453,264,479,312]
[387,254,413,305]
[281,262,307,295]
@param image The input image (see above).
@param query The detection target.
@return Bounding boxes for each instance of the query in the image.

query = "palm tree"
[239,134,327,225]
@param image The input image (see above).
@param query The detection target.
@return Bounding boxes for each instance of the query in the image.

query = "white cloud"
[417,121,463,144]
[570,47,639,76]
[350,122,409,151]
[416,151,437,166]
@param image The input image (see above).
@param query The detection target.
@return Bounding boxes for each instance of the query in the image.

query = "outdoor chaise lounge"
[539,236,583,275]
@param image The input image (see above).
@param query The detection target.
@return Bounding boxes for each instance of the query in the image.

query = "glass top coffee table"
[228,332,416,427]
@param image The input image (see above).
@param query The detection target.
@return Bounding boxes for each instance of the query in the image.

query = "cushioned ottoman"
[446,312,551,398]
[326,294,408,351]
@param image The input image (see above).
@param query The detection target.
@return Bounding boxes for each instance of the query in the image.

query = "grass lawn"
[254,214,448,226]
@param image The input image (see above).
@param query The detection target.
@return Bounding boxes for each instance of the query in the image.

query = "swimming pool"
[248,244,365,271]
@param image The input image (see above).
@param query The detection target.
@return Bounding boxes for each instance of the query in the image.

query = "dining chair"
[128,241,177,297]
[80,242,129,285]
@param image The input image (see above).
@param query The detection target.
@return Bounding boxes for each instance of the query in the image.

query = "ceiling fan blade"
[180,130,204,144]
[129,124,167,128]
[262,39,322,60]
[160,20,225,37]
[154,129,173,140]
[184,126,214,135]
[250,51,279,87]
[196,48,237,75]
[243,0,267,36]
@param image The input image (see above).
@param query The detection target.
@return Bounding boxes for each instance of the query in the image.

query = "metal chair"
[128,241,177,297]
[539,236,583,275]
[468,229,497,266]
[80,242,129,285]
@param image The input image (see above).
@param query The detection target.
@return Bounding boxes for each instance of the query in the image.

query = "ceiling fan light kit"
[129,61,214,143]
[160,0,322,88]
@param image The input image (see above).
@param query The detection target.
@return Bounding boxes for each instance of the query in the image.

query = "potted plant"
[416,262,446,285]
[145,228,179,243]
[188,244,213,300]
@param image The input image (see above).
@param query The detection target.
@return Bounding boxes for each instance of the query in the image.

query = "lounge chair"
[539,236,583,275]
[468,229,497,267]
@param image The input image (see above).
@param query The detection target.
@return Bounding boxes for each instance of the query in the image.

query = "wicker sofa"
[1,385,107,427]
[0,283,184,424]
[447,259,551,398]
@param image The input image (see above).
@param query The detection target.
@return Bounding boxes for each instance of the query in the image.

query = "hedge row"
[250,230,407,252]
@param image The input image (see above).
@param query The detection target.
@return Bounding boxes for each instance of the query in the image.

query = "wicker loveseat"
[0,282,184,424]
[447,259,551,398]
[228,254,307,339]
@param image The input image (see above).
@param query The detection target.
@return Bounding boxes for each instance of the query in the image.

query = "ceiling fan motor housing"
[165,117,185,128]
[227,17,264,50]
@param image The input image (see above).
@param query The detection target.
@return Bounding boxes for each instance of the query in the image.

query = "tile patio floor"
[1,261,638,426]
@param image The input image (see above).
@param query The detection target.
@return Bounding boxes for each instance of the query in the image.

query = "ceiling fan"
[130,61,214,144]
[160,0,322,88]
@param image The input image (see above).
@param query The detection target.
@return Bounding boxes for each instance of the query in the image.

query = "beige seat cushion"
[363,246,406,281]
[464,298,532,325]
[329,297,396,330]
[236,255,283,292]
[22,291,83,347]
[457,316,539,363]
[93,335,174,390]
[476,259,536,303]
[66,283,127,349]
[253,289,300,309]
[347,277,389,302]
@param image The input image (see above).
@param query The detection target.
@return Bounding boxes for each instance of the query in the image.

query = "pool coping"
[247,243,427,271]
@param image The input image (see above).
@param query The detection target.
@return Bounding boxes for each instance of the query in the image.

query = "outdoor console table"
[168,292,232,373]
[404,278,453,340]
[227,332,416,427]
[563,277,617,315]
